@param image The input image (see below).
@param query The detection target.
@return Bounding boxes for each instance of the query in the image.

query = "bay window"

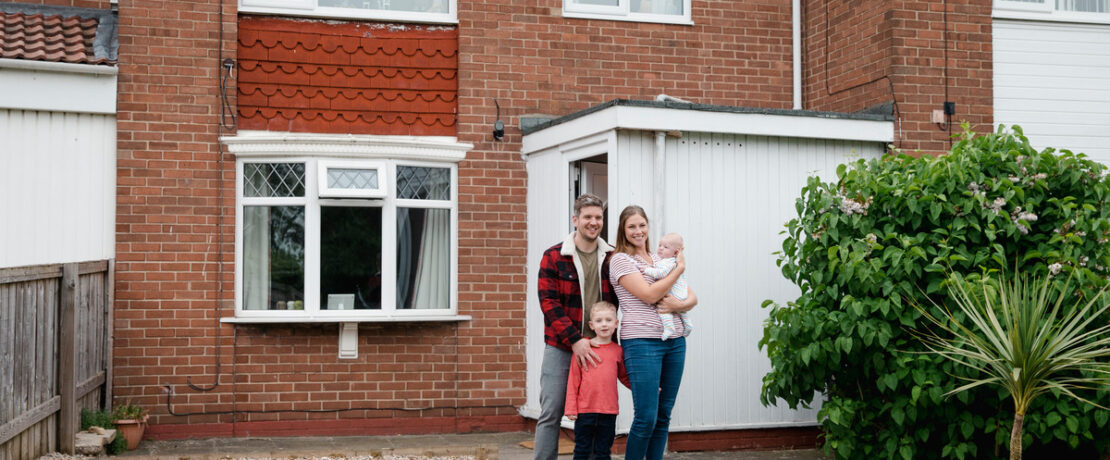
[226,133,470,322]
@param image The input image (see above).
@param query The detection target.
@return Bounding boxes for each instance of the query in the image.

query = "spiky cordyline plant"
[915,270,1110,460]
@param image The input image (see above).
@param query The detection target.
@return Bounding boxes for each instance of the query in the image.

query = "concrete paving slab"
[116,431,825,460]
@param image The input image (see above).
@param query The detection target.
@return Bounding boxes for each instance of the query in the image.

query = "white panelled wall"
[994,20,1110,161]
[523,103,890,433]
[612,131,882,431]
[0,109,116,267]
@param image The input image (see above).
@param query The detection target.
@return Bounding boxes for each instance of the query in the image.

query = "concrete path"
[116,431,824,460]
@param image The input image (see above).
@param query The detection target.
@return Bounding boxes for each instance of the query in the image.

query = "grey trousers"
[534,345,572,460]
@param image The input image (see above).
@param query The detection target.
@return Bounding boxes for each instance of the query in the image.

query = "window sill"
[993,9,1110,25]
[238,6,459,25]
[562,11,693,25]
[221,314,472,324]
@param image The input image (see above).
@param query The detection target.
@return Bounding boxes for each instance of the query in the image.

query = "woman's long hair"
[614,205,649,256]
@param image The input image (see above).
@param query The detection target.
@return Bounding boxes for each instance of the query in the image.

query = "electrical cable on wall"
[822,1,902,149]
[187,0,236,393]
[935,0,954,146]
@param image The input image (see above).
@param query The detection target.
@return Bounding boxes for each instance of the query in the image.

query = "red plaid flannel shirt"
[537,238,617,352]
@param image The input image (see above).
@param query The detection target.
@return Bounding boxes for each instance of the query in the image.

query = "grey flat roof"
[521,99,894,135]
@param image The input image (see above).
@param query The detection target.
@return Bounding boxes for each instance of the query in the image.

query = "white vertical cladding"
[611,129,883,431]
[994,20,1110,161]
[0,109,117,268]
[523,146,572,416]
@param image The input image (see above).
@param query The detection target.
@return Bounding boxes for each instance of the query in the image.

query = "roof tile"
[238,16,457,136]
[0,11,114,65]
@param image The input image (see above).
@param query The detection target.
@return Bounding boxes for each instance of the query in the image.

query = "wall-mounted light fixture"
[493,99,505,141]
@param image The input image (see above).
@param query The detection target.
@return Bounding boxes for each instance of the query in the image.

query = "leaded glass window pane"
[244,163,305,197]
[397,166,450,200]
[327,168,379,190]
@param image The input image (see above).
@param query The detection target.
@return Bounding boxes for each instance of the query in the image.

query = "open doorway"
[571,154,609,241]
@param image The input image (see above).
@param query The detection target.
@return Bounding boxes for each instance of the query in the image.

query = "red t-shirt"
[564,342,631,416]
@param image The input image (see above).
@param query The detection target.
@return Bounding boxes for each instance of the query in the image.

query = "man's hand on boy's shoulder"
[572,338,601,369]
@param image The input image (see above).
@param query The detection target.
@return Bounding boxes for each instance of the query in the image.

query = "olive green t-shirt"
[576,245,600,338]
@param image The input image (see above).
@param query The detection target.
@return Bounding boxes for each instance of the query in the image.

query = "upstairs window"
[240,0,457,24]
[563,0,692,25]
[995,0,1110,22]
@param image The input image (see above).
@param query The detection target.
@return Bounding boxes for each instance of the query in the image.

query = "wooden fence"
[0,260,114,460]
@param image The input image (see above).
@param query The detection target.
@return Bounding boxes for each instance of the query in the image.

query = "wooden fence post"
[103,259,115,411]
[58,263,77,454]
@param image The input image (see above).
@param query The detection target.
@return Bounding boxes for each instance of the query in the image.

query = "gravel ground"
[38,454,94,460]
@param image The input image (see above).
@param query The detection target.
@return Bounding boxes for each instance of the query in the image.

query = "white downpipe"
[651,94,688,238]
[793,0,802,110]
[653,130,666,244]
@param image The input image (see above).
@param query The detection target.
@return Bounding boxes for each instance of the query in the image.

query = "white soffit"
[522,104,893,154]
[0,59,117,114]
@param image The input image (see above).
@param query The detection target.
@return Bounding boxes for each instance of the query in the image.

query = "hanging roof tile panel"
[238,16,457,136]
[0,9,117,65]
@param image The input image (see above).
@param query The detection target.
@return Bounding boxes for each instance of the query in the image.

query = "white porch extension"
[521,100,892,433]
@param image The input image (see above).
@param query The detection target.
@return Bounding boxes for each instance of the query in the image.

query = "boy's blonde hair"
[589,301,617,320]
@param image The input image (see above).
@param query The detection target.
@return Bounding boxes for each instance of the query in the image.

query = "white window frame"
[563,0,693,25]
[239,0,457,25]
[223,132,473,323]
[994,0,1110,24]
[318,159,387,198]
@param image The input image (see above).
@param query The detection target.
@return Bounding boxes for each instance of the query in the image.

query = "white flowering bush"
[761,126,1110,459]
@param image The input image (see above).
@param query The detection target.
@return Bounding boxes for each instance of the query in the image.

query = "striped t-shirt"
[609,252,685,340]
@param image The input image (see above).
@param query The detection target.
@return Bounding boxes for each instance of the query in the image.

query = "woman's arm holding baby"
[657,287,696,314]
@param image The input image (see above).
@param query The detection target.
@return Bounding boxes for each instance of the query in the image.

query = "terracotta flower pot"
[114,415,148,450]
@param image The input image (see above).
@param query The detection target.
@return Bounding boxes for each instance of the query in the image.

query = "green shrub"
[760,126,1110,459]
[80,407,130,454]
[108,431,128,455]
[80,408,113,431]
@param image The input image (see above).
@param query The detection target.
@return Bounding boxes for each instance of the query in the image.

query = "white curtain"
[1057,0,1109,12]
[243,207,270,310]
[410,208,449,309]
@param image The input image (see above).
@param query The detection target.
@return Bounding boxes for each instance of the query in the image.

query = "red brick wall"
[114,0,239,423]
[804,0,993,155]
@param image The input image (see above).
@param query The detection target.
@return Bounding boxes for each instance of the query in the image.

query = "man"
[534,194,617,460]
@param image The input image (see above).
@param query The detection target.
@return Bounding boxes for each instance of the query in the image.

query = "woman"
[608,205,697,460]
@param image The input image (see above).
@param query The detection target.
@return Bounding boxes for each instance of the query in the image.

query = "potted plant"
[111,404,149,450]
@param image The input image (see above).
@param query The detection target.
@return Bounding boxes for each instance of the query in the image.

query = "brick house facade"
[13,0,994,450]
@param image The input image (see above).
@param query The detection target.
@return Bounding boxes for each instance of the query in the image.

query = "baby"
[642,233,692,340]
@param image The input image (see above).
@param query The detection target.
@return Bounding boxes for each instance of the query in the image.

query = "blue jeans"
[621,337,686,460]
[572,413,617,460]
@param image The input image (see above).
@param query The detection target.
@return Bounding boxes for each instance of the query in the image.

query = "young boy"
[642,232,692,340]
[564,301,630,460]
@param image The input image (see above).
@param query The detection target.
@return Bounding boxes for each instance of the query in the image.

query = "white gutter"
[0,58,118,75]
[793,0,802,110]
